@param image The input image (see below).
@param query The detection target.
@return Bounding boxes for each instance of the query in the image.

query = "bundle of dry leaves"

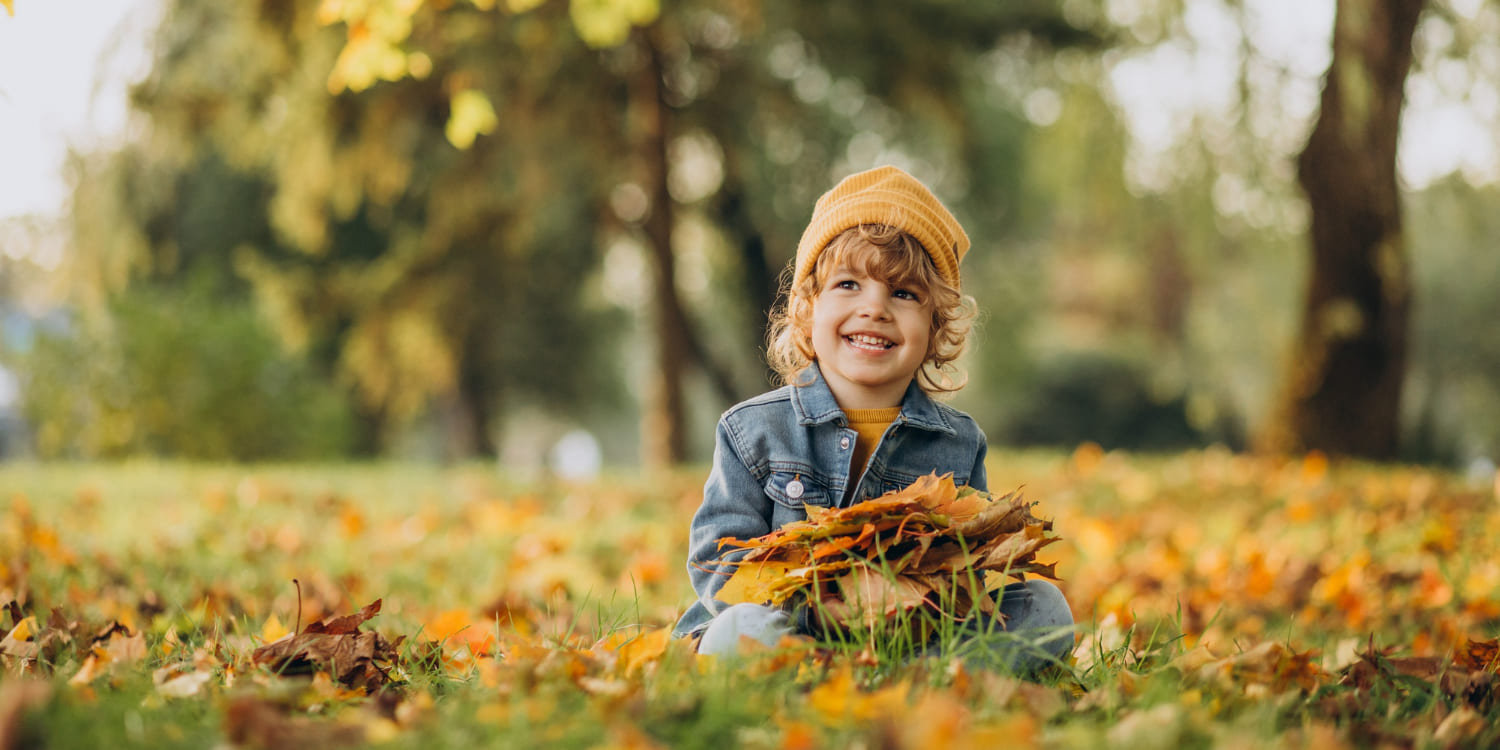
[712,473,1062,634]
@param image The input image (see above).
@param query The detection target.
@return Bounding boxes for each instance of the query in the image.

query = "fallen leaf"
[1433,706,1486,745]
[1188,641,1325,694]
[251,600,400,691]
[260,614,290,644]
[1454,637,1498,672]
[612,627,672,676]
[153,666,213,699]
[806,665,910,724]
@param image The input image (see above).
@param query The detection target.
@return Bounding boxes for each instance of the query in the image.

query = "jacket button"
[786,480,805,499]
[840,437,851,449]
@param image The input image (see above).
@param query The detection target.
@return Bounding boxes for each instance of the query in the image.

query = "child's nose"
[857,290,892,319]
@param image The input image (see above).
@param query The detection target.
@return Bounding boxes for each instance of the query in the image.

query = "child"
[673,166,1074,673]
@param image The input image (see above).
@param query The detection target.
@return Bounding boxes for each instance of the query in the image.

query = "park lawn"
[2,449,1499,749]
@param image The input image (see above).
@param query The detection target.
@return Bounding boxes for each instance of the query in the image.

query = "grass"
[3,449,1499,748]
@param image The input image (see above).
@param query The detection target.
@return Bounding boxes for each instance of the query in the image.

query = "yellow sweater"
[845,407,902,476]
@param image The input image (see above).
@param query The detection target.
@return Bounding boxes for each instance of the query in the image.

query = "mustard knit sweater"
[845,407,901,477]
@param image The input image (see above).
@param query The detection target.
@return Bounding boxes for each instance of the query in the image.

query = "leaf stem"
[293,578,303,634]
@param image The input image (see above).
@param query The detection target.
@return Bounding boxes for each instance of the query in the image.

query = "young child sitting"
[673,166,1074,673]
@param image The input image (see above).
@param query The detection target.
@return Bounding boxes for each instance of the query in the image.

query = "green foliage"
[1404,177,1500,460]
[11,281,353,460]
[997,352,1242,451]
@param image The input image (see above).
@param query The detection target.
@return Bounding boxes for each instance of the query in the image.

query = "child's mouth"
[845,334,895,351]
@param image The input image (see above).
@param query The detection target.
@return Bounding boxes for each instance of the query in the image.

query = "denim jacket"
[673,363,988,637]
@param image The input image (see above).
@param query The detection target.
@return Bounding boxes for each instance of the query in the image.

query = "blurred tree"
[1259,0,1427,459]
[103,0,631,456]
[51,0,1107,462]
[319,0,1102,464]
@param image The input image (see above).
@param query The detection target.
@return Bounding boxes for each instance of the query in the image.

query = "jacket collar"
[790,363,955,435]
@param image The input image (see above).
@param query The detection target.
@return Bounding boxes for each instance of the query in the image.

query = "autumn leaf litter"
[1,453,1499,748]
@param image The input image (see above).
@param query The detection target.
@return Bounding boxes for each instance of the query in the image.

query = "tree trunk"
[636,28,690,468]
[1258,0,1426,459]
[448,327,499,459]
[349,400,389,458]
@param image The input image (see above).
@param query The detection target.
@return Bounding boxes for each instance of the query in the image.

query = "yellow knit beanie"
[793,165,970,289]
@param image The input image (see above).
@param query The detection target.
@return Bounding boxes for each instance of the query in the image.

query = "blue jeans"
[697,579,1075,676]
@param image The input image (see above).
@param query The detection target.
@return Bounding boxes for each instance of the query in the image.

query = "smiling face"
[810,246,934,410]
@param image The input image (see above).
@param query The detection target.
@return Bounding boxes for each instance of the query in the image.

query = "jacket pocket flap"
[882,469,970,495]
[764,472,830,508]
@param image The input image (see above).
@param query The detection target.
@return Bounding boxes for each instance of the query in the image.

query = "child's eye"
[893,288,921,302]
[834,279,859,291]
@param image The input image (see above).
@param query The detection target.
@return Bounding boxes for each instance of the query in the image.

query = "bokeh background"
[1,0,1497,474]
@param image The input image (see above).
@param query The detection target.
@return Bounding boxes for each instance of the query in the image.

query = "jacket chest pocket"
[882,468,971,496]
[764,471,831,526]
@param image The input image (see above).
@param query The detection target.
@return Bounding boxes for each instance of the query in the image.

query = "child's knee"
[1019,579,1074,630]
[697,604,794,656]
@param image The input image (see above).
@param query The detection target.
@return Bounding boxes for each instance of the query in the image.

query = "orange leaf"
[807,664,910,723]
[811,536,858,559]
[615,627,672,676]
[1454,637,1499,672]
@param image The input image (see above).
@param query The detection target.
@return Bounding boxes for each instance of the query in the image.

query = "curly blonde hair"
[766,224,976,395]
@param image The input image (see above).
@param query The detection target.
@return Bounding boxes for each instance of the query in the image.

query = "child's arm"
[685,420,774,618]
[968,426,990,493]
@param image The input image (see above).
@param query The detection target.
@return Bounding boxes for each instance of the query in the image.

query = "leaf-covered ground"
[2,449,1499,749]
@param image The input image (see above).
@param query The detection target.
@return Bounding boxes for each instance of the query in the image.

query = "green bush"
[10,286,353,460]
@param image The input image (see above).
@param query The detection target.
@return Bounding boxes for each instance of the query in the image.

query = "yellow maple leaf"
[1,0,13,17]
[715,560,802,605]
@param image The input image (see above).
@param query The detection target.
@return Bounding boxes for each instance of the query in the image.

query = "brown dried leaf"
[251,601,399,692]
[303,599,382,636]
[1189,641,1326,693]
[1,602,20,631]
[972,524,1062,574]
[905,541,976,574]
[833,568,934,631]
[951,494,1031,539]
[1454,637,1499,672]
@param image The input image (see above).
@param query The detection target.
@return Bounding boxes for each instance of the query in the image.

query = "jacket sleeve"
[684,417,774,619]
[968,423,989,493]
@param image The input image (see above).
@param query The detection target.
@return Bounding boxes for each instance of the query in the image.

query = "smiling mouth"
[845,334,895,351]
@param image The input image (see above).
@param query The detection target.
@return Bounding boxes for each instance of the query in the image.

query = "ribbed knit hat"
[793,165,970,289]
